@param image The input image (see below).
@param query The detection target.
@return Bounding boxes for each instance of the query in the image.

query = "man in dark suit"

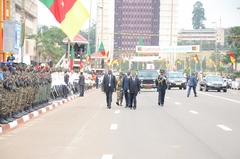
[78,72,85,97]
[122,70,131,108]
[127,72,140,110]
[102,69,116,109]
[155,69,167,106]
[187,72,197,97]
[63,70,69,99]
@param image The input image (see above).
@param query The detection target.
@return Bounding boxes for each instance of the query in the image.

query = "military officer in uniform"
[155,69,167,106]
[116,72,124,106]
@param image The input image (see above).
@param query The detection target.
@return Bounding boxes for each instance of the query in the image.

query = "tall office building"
[114,0,160,56]
[96,0,160,59]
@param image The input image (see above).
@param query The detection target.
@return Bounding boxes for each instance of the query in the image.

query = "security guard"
[155,69,167,106]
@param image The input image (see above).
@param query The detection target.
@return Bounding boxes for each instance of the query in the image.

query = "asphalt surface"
[0,87,240,159]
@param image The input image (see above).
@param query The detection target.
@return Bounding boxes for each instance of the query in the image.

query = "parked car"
[138,69,159,89]
[199,75,227,92]
[166,71,187,90]
[231,78,240,90]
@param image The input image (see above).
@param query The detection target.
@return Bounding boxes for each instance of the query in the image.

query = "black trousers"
[106,90,113,106]
[158,89,166,104]
[63,85,69,98]
[79,85,84,96]
[130,93,137,108]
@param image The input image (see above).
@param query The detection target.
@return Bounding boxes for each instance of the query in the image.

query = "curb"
[0,88,95,134]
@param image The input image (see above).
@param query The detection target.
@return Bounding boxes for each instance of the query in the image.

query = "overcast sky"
[38,0,240,30]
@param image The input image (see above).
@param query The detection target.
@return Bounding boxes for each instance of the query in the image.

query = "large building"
[0,0,38,63]
[96,0,161,60]
[178,28,226,48]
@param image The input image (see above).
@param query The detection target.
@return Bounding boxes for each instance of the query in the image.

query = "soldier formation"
[0,63,52,124]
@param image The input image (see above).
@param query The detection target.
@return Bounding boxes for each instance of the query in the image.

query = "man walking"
[122,70,131,108]
[155,69,167,106]
[187,72,197,97]
[127,72,140,110]
[116,72,124,106]
[102,69,116,109]
[78,72,85,97]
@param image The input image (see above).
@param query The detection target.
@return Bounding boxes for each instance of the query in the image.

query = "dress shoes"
[158,102,160,106]
[161,103,164,107]
[133,107,136,110]
[116,102,119,106]
[129,106,132,109]
[194,95,198,97]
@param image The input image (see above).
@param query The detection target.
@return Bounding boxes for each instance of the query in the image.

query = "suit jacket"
[79,74,85,85]
[64,73,69,85]
[128,77,140,94]
[155,75,167,91]
[122,74,131,91]
[188,75,197,87]
[102,74,116,92]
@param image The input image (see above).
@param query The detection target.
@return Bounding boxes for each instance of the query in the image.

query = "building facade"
[96,0,161,60]
[11,0,38,62]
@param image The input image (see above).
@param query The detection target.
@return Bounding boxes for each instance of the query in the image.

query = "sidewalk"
[0,88,95,134]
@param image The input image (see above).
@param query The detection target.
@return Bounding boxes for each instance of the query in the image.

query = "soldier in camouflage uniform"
[116,72,124,106]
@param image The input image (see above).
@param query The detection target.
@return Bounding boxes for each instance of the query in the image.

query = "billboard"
[136,45,200,53]
[3,20,21,54]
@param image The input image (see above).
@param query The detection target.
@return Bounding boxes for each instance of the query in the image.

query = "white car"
[231,78,240,90]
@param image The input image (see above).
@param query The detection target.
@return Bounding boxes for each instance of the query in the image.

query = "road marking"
[114,110,120,114]
[110,124,118,130]
[101,154,113,159]
[166,97,170,99]
[217,125,233,131]
[0,127,2,133]
[189,110,199,114]
[231,92,237,94]
[175,102,180,105]
[198,92,240,104]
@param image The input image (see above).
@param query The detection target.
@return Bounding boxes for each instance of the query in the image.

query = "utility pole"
[20,0,25,63]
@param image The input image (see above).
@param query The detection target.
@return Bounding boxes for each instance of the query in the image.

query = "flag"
[122,58,126,63]
[193,54,199,64]
[218,60,222,66]
[112,59,119,66]
[107,59,111,66]
[80,60,84,72]
[231,45,238,55]
[98,42,106,57]
[229,48,235,64]
[40,0,90,41]
[138,36,144,46]
[69,46,74,70]
[166,60,169,67]
[177,59,182,65]
[209,58,213,64]
[186,57,189,66]
[106,51,109,57]
[87,43,91,64]
[142,62,145,68]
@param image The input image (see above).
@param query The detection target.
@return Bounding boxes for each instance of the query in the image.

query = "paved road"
[0,87,240,159]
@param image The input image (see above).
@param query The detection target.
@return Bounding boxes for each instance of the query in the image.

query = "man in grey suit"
[102,69,116,109]
[127,72,140,110]
[79,72,85,97]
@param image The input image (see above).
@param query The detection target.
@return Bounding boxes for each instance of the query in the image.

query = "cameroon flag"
[40,0,90,41]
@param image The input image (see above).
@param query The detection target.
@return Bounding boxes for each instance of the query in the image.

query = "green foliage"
[192,1,206,29]
[217,66,225,76]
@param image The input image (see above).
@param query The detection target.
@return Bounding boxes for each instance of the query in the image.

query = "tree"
[192,1,206,29]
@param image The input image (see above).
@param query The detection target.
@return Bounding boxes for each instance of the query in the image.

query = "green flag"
[231,45,238,55]
[138,36,144,46]
[69,46,74,70]
[98,42,106,56]
[87,43,91,56]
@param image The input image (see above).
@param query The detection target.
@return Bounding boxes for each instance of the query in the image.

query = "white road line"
[110,124,118,130]
[198,92,240,104]
[166,97,170,99]
[101,154,113,159]
[231,92,237,94]
[175,102,181,105]
[189,110,199,114]
[114,110,120,114]
[217,125,233,131]
[0,127,2,133]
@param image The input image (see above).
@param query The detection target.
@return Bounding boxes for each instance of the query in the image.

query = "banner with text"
[136,45,200,53]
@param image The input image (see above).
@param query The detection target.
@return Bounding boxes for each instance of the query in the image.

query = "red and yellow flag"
[40,0,90,41]
[193,54,199,64]
[112,59,119,66]
[107,59,111,66]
